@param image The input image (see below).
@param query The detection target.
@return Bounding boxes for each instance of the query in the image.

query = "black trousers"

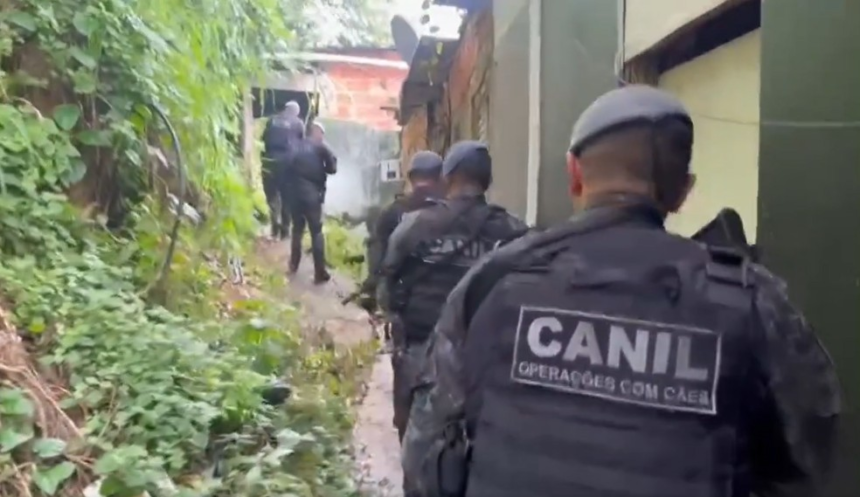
[391,321,423,497]
[288,194,326,276]
[392,349,414,442]
[262,162,290,238]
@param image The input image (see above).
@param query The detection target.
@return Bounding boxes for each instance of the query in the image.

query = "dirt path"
[353,353,403,496]
[254,237,404,496]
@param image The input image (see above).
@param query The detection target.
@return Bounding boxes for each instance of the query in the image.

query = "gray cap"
[311,121,326,134]
[285,101,300,113]
[408,151,443,176]
[569,85,692,156]
[442,140,490,177]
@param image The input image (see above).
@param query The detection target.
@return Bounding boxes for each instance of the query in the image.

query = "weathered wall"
[659,30,761,239]
[758,1,860,494]
[447,9,492,143]
[316,49,405,131]
[399,9,493,188]
[488,0,529,218]
[317,117,398,217]
[538,0,618,226]
[624,0,732,61]
[399,106,430,181]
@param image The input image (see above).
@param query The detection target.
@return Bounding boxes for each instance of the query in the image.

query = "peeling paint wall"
[399,106,429,182]
[399,9,494,190]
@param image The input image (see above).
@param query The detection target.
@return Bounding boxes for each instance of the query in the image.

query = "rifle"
[691,208,760,262]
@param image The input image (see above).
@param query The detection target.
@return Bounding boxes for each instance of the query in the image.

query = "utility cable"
[141,102,187,296]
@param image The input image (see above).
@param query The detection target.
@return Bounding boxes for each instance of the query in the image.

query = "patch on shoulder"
[510,306,721,415]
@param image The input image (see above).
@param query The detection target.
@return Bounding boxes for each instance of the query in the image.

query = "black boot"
[311,232,330,284]
[288,233,302,274]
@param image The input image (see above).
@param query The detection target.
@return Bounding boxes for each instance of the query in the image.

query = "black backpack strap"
[462,205,639,327]
[698,244,757,313]
[704,246,752,287]
[400,203,494,288]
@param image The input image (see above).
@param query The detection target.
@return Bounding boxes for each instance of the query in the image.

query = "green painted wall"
[758,1,860,494]
[537,0,619,226]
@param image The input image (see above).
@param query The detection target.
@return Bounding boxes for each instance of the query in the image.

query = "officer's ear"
[566,151,584,198]
[668,173,697,213]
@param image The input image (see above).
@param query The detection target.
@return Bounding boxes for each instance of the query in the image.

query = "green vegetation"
[0,1,373,496]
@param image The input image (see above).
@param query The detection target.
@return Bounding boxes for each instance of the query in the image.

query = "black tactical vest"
[397,200,525,344]
[263,115,303,156]
[461,211,760,497]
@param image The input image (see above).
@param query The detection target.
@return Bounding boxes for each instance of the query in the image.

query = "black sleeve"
[261,119,273,147]
[749,267,841,496]
[364,204,400,291]
[321,144,337,174]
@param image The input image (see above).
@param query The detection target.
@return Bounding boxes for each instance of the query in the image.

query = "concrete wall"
[488,0,530,219]
[537,0,619,226]
[317,118,398,217]
[659,30,761,240]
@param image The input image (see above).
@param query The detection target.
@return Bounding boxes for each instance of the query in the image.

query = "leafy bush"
[0,107,368,496]
[0,1,372,495]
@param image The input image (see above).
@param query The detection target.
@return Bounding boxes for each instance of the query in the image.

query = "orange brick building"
[314,47,407,131]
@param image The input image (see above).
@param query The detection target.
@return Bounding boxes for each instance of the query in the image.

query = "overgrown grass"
[0,72,372,497]
[0,194,374,496]
[0,0,379,493]
[323,219,368,282]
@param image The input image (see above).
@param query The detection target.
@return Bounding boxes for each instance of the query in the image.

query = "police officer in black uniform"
[381,140,527,496]
[401,86,841,497]
[359,151,444,317]
[261,101,304,239]
[285,121,337,284]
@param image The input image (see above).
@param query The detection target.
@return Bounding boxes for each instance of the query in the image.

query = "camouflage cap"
[409,150,443,176]
[311,121,326,134]
[442,140,490,178]
[569,85,693,157]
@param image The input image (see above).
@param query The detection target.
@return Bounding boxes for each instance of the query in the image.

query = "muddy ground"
[256,237,404,496]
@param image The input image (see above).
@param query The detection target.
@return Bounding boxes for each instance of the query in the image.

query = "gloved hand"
[357,292,378,313]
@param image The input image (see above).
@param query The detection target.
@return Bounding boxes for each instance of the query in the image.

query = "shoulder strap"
[462,205,641,327]
[400,203,495,288]
[698,244,756,313]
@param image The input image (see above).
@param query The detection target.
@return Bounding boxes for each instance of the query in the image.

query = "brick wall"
[396,9,494,181]
[317,49,406,131]
[449,9,493,142]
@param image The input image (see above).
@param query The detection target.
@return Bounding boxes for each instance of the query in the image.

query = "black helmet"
[442,140,491,178]
[569,85,693,157]
[408,150,443,177]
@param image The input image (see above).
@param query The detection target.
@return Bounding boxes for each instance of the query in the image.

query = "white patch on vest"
[510,306,722,415]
